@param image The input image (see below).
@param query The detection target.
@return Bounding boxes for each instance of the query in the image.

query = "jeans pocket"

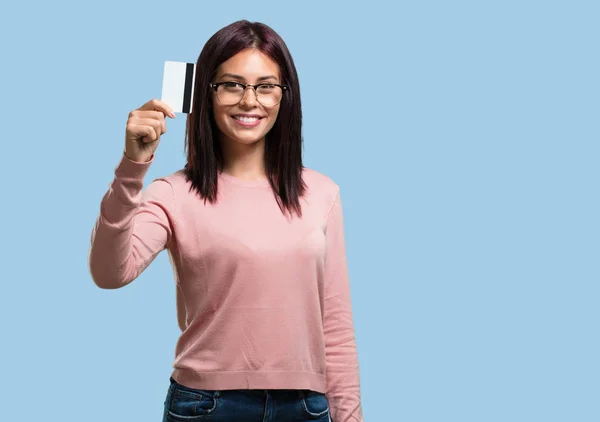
[166,385,218,421]
[300,390,330,418]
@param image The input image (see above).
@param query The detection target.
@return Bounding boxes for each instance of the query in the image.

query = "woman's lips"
[231,115,263,127]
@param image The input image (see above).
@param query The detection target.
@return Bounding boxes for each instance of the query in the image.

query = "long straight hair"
[183,20,306,218]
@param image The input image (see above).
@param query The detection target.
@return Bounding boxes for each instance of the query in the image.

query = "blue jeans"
[163,377,331,422]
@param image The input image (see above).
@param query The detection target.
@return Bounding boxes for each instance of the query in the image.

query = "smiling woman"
[88,19,364,422]
[184,21,305,216]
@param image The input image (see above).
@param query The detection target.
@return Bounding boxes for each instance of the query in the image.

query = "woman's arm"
[323,188,364,422]
[88,152,174,289]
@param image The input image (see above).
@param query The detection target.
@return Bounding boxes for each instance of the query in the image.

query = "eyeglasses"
[209,81,288,107]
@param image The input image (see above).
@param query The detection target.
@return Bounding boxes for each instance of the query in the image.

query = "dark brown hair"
[183,20,306,218]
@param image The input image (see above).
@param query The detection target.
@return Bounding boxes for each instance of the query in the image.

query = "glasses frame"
[209,81,288,107]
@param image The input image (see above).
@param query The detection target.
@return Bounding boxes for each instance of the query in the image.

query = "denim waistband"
[169,376,312,397]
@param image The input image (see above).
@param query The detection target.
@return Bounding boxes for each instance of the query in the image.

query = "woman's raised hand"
[124,99,175,163]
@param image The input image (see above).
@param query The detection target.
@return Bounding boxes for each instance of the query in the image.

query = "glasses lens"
[217,83,244,105]
[216,83,283,106]
[256,84,283,107]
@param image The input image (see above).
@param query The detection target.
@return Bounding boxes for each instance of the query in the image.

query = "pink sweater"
[88,153,363,422]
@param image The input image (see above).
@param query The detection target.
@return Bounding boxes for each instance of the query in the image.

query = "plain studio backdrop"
[0,1,598,421]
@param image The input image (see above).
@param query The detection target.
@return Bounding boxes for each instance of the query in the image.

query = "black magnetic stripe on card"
[182,63,194,113]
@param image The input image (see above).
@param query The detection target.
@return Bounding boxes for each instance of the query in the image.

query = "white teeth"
[234,116,260,122]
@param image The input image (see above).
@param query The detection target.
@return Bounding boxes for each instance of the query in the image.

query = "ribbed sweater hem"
[171,368,327,393]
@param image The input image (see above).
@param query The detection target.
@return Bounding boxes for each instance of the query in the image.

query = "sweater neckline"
[218,171,271,188]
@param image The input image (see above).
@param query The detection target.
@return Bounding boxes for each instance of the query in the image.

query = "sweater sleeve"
[323,189,364,422]
[88,152,174,289]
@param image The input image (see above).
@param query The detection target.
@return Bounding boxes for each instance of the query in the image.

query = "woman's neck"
[220,136,267,181]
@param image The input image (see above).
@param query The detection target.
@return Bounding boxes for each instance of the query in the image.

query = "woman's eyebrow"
[220,73,278,81]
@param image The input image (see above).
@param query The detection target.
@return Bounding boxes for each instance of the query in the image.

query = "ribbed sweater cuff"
[114,151,154,179]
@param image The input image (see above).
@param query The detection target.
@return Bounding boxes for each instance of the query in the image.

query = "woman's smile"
[231,114,265,127]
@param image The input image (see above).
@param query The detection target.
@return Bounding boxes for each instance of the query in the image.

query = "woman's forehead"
[216,49,280,81]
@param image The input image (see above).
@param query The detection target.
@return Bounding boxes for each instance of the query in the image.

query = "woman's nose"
[239,86,258,106]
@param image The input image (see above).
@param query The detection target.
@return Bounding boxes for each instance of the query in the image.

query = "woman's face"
[211,48,282,148]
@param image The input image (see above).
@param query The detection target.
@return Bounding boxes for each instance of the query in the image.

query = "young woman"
[89,20,363,422]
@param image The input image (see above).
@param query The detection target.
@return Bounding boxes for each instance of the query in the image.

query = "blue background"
[1,1,598,421]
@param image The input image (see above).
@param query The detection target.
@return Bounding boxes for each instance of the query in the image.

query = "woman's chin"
[223,134,265,146]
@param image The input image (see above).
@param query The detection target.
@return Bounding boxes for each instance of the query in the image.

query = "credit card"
[161,61,196,113]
